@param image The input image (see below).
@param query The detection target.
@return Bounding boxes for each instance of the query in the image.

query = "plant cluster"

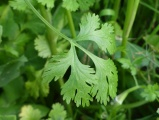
[0,0,159,119]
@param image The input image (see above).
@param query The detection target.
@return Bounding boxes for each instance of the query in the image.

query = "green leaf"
[90,57,118,105]
[43,46,96,107]
[0,56,27,87]
[37,0,55,9]
[118,58,137,75]
[0,6,19,40]
[127,42,154,67]
[43,49,72,83]
[76,13,116,54]
[2,77,24,105]
[34,35,51,58]
[144,34,159,52]
[141,84,159,102]
[62,0,79,12]
[26,79,48,98]
[31,104,50,118]
[19,105,42,120]
[78,0,95,11]
[9,0,35,12]
[62,0,95,11]
[0,25,2,44]
[42,13,118,107]
[157,108,159,114]
[3,33,31,57]
[118,58,131,69]
[48,103,67,120]
[0,115,16,120]
[26,68,49,98]
[61,47,96,107]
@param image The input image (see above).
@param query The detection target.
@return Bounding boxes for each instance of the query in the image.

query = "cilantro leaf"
[26,69,49,99]
[78,0,95,11]
[42,48,73,84]
[90,57,118,105]
[61,47,96,107]
[34,35,51,58]
[157,108,159,114]
[141,84,159,102]
[0,56,27,87]
[37,0,55,9]
[76,13,116,54]
[62,0,79,11]
[43,46,96,107]
[118,58,137,75]
[48,103,67,120]
[42,13,118,107]
[19,105,42,120]
[62,0,95,11]
[9,0,35,12]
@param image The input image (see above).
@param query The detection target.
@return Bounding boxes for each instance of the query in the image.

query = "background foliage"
[0,0,159,120]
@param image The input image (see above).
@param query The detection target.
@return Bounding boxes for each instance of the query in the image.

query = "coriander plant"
[1,0,159,119]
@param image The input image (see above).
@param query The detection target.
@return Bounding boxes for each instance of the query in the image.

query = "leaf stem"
[122,100,148,109]
[39,5,57,54]
[122,0,140,57]
[24,0,98,62]
[109,100,148,119]
[24,0,71,43]
[115,85,143,104]
[113,0,121,21]
[133,75,138,86]
[121,0,140,89]
[66,10,76,38]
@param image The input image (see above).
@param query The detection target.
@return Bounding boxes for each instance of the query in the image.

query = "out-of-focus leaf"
[0,115,16,120]
[157,108,159,114]
[19,105,42,120]
[1,77,24,105]
[0,56,27,87]
[25,68,49,98]
[62,0,95,11]
[141,84,159,102]
[144,35,159,52]
[34,35,51,58]
[0,6,19,40]
[48,103,67,120]
[9,0,36,12]
[37,0,55,9]
[118,58,137,75]
[22,18,45,35]
[127,42,156,67]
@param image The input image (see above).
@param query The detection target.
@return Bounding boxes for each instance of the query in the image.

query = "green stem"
[109,100,148,119]
[24,0,71,43]
[113,0,121,21]
[122,0,140,57]
[133,75,138,86]
[39,5,57,54]
[122,101,148,109]
[140,1,159,14]
[116,85,143,104]
[66,10,76,38]
[24,0,101,63]
[121,0,140,89]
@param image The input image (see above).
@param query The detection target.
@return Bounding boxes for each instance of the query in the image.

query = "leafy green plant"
[1,0,159,119]
[22,0,118,107]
